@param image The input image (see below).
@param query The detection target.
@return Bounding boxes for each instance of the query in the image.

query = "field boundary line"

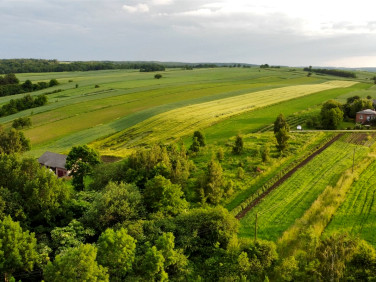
[235,133,344,219]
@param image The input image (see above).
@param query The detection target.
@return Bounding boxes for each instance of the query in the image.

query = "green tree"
[140,245,168,281]
[202,159,224,204]
[0,128,30,154]
[232,135,244,155]
[273,114,290,151]
[84,182,143,232]
[189,137,200,152]
[320,100,344,129]
[97,228,137,280]
[315,234,356,281]
[155,232,189,279]
[154,74,162,79]
[44,244,108,282]
[193,130,206,147]
[173,207,239,257]
[144,175,188,216]
[261,144,270,162]
[49,79,59,87]
[0,155,71,229]
[51,219,94,255]
[0,216,38,281]
[66,145,101,190]
[12,117,32,129]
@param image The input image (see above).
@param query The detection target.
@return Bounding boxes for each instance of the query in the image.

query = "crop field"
[94,80,357,156]
[0,67,333,157]
[325,157,376,246]
[238,135,370,241]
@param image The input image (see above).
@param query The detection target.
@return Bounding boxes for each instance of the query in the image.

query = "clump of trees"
[12,117,32,129]
[0,94,47,117]
[0,73,59,97]
[320,100,344,129]
[303,67,356,78]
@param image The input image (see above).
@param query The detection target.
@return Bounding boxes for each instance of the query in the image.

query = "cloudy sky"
[1,0,376,67]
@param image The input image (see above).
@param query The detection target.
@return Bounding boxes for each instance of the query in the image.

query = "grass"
[93,81,357,156]
[238,135,370,241]
[4,67,329,157]
[324,156,376,247]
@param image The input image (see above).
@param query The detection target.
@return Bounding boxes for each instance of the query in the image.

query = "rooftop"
[38,151,67,169]
[357,109,376,115]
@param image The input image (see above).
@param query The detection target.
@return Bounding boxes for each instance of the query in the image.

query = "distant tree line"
[303,66,356,78]
[0,59,169,74]
[0,73,59,97]
[0,59,233,74]
[0,94,47,117]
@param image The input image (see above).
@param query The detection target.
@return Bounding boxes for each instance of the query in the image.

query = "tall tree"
[273,114,290,151]
[66,145,101,190]
[202,159,224,204]
[0,216,38,282]
[232,134,244,155]
[193,131,206,147]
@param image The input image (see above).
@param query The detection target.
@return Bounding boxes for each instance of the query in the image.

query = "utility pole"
[352,147,356,173]
[254,212,258,243]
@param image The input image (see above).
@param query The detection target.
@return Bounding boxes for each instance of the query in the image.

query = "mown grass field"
[0,67,371,157]
[238,135,371,241]
[325,158,376,246]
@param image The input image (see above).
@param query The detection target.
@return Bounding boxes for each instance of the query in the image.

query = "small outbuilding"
[355,109,376,124]
[38,151,68,178]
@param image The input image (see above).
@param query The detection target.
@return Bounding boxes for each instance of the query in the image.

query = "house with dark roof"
[38,151,68,177]
[355,109,376,124]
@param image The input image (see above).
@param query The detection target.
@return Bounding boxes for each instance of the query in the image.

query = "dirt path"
[235,133,344,219]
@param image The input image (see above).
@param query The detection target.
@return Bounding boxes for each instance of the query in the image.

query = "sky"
[1,0,376,67]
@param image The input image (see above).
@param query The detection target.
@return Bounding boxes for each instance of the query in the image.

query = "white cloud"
[151,0,173,5]
[122,3,150,13]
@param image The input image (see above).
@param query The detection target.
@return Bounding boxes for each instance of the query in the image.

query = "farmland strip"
[235,133,343,219]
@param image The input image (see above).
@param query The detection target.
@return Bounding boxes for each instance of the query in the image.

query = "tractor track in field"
[235,133,344,220]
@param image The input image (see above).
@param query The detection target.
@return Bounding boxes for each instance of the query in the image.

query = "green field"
[0,67,371,158]
[238,135,371,241]
[325,158,376,246]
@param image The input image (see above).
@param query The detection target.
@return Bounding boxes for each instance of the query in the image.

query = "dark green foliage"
[274,114,290,151]
[66,145,101,190]
[44,244,109,282]
[0,128,30,154]
[344,96,373,118]
[320,100,344,129]
[0,155,71,230]
[0,94,47,117]
[260,64,270,68]
[233,134,244,154]
[193,130,206,147]
[51,219,94,255]
[173,207,239,257]
[154,74,162,79]
[140,63,165,72]
[303,67,356,78]
[189,137,201,152]
[84,182,143,232]
[0,73,19,85]
[12,117,32,129]
[144,175,189,217]
[0,216,38,281]
[49,79,59,87]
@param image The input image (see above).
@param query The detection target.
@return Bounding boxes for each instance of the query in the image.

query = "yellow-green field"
[94,80,357,156]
